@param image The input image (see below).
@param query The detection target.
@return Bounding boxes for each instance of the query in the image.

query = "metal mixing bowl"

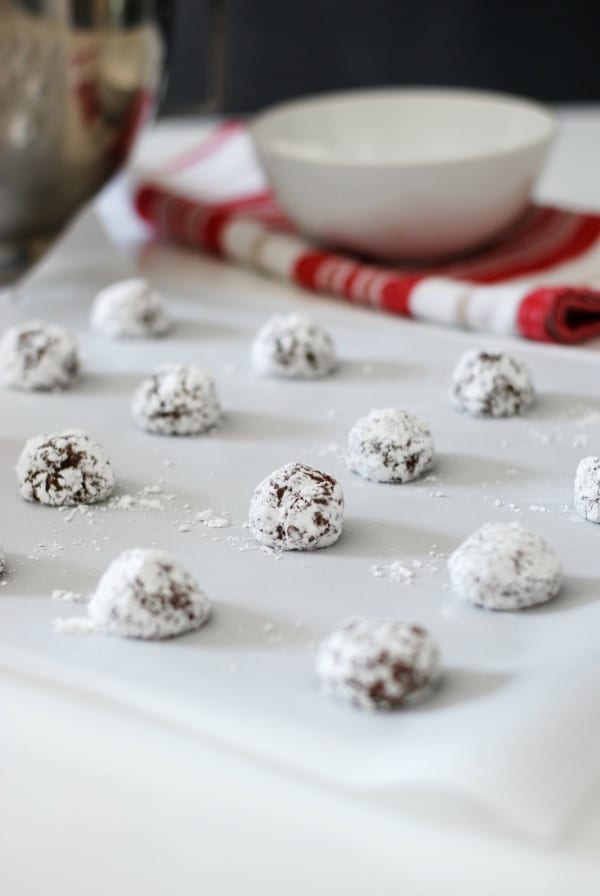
[0,0,163,274]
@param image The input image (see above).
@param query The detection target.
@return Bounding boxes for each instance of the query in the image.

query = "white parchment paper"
[2,188,600,841]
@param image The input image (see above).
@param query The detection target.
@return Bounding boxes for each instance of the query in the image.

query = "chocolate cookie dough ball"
[347,408,434,483]
[448,522,561,610]
[317,618,441,710]
[91,278,171,339]
[574,456,600,523]
[450,350,534,418]
[132,364,221,435]
[0,321,79,391]
[16,429,115,506]
[249,462,344,550]
[252,313,336,379]
[0,547,5,577]
[88,548,211,639]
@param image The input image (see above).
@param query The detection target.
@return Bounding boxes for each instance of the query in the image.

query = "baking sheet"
[2,199,600,841]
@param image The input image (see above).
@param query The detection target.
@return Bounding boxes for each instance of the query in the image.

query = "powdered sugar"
[108,484,175,514]
[54,617,98,636]
[51,589,85,603]
[370,561,415,584]
[110,494,137,511]
[573,433,590,449]
[197,508,230,528]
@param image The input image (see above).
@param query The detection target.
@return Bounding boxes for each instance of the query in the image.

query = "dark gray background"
[160,0,600,114]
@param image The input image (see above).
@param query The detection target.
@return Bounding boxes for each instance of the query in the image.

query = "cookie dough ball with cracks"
[249,462,344,550]
[574,456,600,523]
[347,408,434,483]
[450,350,534,417]
[252,313,337,379]
[448,522,561,610]
[0,321,79,391]
[91,278,172,339]
[88,548,211,639]
[316,618,441,710]
[16,429,115,506]
[132,364,222,435]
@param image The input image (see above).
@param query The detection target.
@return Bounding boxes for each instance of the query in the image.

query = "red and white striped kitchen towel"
[134,120,600,344]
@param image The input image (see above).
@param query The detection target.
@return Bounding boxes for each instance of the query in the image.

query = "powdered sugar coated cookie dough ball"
[0,321,79,391]
[574,456,600,523]
[252,313,336,378]
[16,429,115,506]
[317,618,441,710]
[347,408,434,483]
[448,522,561,610]
[132,364,221,435]
[451,350,534,417]
[91,278,171,338]
[249,462,344,550]
[88,548,211,639]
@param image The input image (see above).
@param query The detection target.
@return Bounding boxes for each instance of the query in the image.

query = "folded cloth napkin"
[133,121,600,344]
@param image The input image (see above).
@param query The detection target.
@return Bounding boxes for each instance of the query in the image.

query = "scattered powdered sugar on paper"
[573,408,600,428]
[226,532,283,558]
[53,617,98,636]
[483,495,524,514]
[370,543,447,586]
[110,494,136,510]
[51,589,85,603]
[108,483,176,514]
[197,508,230,528]
[371,561,415,584]
[174,508,231,534]
[572,433,590,449]
[317,442,342,458]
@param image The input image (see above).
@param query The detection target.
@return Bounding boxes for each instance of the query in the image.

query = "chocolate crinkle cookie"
[16,429,115,506]
[347,408,434,483]
[316,618,441,710]
[448,522,561,610]
[251,313,336,378]
[249,462,344,550]
[90,278,171,339]
[0,320,79,391]
[574,456,600,523]
[88,548,211,639]
[132,363,221,435]
[450,350,534,417]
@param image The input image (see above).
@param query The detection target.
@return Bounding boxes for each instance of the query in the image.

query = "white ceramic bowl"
[250,88,556,262]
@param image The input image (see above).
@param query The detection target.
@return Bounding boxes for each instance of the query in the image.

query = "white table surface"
[3,107,600,896]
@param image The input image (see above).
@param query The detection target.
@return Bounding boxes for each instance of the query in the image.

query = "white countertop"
[3,107,600,896]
